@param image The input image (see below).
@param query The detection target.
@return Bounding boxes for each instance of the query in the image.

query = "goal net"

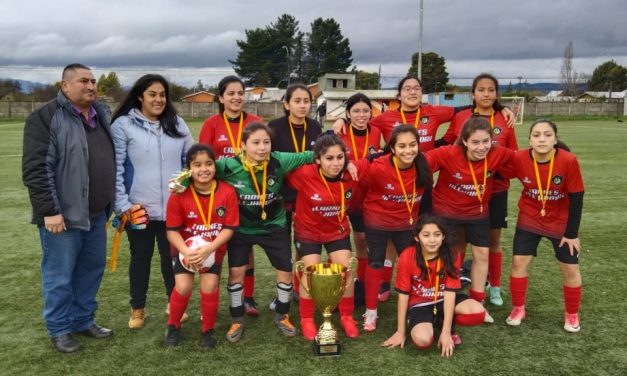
[500,96,525,125]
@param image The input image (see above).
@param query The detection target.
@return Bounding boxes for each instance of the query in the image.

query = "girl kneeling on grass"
[500,119,584,332]
[383,214,488,357]
[164,144,239,350]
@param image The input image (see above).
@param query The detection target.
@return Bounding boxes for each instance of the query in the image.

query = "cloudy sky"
[1,0,626,87]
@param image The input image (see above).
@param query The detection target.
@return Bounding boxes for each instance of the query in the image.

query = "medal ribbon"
[423,255,442,313]
[190,180,217,240]
[532,149,555,217]
[467,153,488,213]
[349,125,369,160]
[392,156,417,224]
[474,109,495,128]
[246,160,268,218]
[318,169,345,229]
[288,117,307,152]
[222,112,244,155]
[400,107,421,129]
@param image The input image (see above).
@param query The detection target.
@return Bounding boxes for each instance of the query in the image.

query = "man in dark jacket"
[22,63,116,353]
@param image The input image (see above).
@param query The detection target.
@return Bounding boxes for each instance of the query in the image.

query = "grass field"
[1,117,626,375]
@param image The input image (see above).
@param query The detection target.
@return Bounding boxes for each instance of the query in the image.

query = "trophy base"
[313,341,341,357]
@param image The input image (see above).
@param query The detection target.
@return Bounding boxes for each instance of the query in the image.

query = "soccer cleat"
[300,318,318,341]
[275,314,297,337]
[268,298,278,311]
[163,325,180,347]
[226,321,244,343]
[340,316,360,338]
[487,285,504,306]
[362,310,378,332]
[128,308,147,329]
[378,282,391,302]
[200,330,217,350]
[506,305,526,326]
[244,297,259,317]
[451,332,462,346]
[165,303,188,323]
[564,313,581,333]
[483,310,495,323]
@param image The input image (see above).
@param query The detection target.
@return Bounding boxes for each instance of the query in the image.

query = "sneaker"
[506,305,526,326]
[268,298,278,311]
[564,313,580,333]
[300,318,318,341]
[487,285,504,306]
[163,325,180,347]
[244,297,259,317]
[451,332,462,346]
[484,310,495,324]
[362,309,378,332]
[226,321,244,343]
[201,330,217,350]
[275,314,297,337]
[165,303,189,323]
[378,282,391,302]
[340,316,360,338]
[129,308,147,329]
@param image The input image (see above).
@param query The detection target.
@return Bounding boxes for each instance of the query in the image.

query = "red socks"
[488,251,503,287]
[469,288,486,303]
[563,285,582,314]
[243,269,255,298]
[338,296,355,317]
[167,288,191,328]
[357,257,368,282]
[509,276,528,307]
[299,297,316,320]
[200,290,219,333]
[365,265,383,310]
[455,311,486,326]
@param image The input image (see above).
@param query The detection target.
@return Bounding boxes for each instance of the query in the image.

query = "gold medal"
[261,210,267,221]
[409,218,414,225]
[392,156,417,227]
[423,255,442,319]
[319,169,346,236]
[533,150,555,220]
[433,306,437,315]
[468,153,488,215]
[541,208,546,217]
[339,225,345,234]
[245,159,268,223]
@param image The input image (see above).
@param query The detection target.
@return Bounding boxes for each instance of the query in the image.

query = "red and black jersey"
[358,155,427,231]
[198,112,261,159]
[286,164,362,243]
[340,125,382,161]
[395,245,461,309]
[501,148,584,239]
[443,109,519,192]
[166,181,240,256]
[426,145,514,220]
[370,105,455,151]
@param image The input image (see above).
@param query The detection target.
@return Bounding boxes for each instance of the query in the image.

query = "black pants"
[127,221,174,309]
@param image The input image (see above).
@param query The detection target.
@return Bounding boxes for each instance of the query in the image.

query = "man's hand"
[44,214,66,234]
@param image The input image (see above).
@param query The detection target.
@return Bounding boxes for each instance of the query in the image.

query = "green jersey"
[215,151,313,235]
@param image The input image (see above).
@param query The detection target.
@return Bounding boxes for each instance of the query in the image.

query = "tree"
[303,18,353,81]
[30,82,61,101]
[230,14,300,86]
[97,72,124,101]
[355,70,380,90]
[560,41,579,96]
[169,81,193,101]
[408,52,449,93]
[587,60,627,92]
[0,79,22,100]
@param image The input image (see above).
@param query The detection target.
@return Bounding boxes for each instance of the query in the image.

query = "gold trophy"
[294,258,356,357]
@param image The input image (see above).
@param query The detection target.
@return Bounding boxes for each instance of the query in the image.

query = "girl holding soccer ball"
[164,144,239,350]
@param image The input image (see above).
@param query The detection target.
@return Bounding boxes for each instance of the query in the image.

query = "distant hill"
[15,79,46,93]
[499,82,588,93]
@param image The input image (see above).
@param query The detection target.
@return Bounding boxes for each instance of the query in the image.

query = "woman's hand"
[382,331,406,349]
[559,237,581,256]
[438,332,455,358]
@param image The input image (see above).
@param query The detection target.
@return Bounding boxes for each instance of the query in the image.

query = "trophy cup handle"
[294,260,310,295]
[344,257,358,291]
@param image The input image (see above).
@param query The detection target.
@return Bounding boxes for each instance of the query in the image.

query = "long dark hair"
[313,133,349,175]
[529,118,571,151]
[218,75,245,114]
[385,124,431,188]
[345,93,372,125]
[471,73,504,110]
[413,214,458,279]
[185,143,216,169]
[283,83,312,116]
[112,74,184,138]
[455,115,493,155]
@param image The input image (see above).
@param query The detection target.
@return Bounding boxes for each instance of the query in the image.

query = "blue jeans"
[38,212,107,337]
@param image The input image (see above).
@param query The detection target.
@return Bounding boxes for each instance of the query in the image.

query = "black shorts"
[513,227,579,264]
[489,191,508,229]
[295,236,352,257]
[349,212,365,233]
[407,293,469,329]
[444,217,490,248]
[227,228,293,272]
[171,249,225,276]
[364,226,414,267]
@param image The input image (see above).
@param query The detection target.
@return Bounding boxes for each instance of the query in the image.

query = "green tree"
[30,82,61,101]
[169,81,193,101]
[97,72,124,100]
[303,18,353,81]
[231,14,300,86]
[0,79,22,99]
[587,60,627,91]
[407,52,449,93]
[355,70,380,90]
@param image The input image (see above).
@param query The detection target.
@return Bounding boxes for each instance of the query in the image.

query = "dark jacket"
[22,91,114,230]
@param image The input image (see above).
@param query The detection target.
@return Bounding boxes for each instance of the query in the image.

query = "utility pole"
[378,64,382,90]
[417,0,424,80]
[282,46,291,86]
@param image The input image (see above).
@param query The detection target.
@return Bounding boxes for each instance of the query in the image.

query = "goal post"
[500,96,525,125]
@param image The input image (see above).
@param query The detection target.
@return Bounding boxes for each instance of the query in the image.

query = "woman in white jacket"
[111,74,193,329]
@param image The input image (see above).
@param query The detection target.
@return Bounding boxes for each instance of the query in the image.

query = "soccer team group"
[22,64,584,356]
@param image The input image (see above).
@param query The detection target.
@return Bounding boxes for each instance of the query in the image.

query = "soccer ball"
[180,235,215,273]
